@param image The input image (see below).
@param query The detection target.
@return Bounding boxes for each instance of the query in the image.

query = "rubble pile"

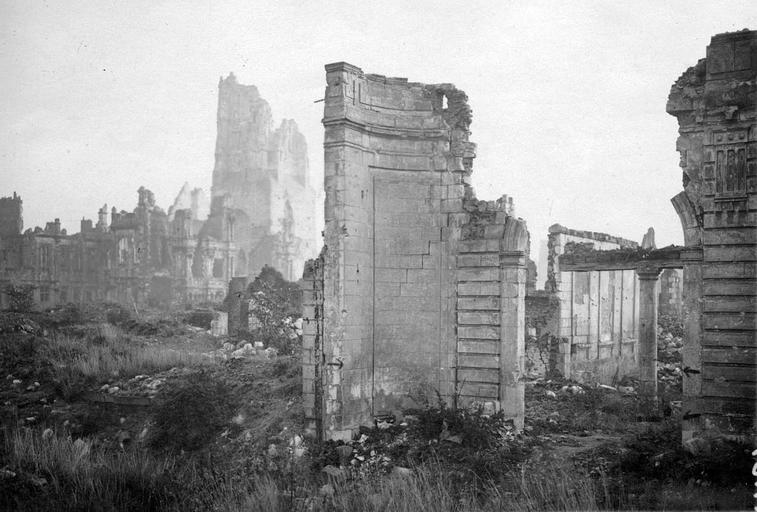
[657,326,683,393]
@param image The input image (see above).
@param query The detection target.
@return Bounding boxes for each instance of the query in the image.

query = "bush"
[5,284,36,312]
[149,371,236,452]
[248,266,302,317]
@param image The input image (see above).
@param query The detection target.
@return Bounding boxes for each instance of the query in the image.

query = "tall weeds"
[48,327,215,387]
[4,429,176,511]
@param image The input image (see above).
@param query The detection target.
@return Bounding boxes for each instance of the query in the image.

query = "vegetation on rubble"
[4,284,36,313]
[0,298,752,511]
[148,371,235,452]
[245,265,303,355]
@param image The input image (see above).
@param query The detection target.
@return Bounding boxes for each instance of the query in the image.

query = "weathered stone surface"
[303,63,528,439]
[537,225,642,383]
[666,29,756,441]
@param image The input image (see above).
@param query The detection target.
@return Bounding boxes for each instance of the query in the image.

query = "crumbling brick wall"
[302,63,529,440]
[666,29,756,441]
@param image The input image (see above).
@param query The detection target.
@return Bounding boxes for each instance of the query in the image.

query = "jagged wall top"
[323,62,476,178]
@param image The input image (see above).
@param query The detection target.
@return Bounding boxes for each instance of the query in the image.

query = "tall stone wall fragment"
[304,62,529,439]
[666,29,756,441]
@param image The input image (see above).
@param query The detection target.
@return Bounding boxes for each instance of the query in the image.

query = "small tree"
[248,265,302,316]
[246,266,302,355]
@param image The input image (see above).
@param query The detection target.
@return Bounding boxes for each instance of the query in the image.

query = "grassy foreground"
[0,305,753,511]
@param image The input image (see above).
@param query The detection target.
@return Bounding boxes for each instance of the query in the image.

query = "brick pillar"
[227,276,248,338]
[636,265,662,403]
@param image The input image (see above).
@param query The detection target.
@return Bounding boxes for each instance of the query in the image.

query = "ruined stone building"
[666,30,756,440]
[0,187,237,308]
[540,225,643,384]
[528,30,755,441]
[210,73,318,282]
[298,32,754,443]
[524,225,686,383]
[1,74,319,309]
[301,63,530,440]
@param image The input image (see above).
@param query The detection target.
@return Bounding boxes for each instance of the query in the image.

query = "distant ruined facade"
[211,73,318,282]
[0,187,236,308]
[0,74,317,309]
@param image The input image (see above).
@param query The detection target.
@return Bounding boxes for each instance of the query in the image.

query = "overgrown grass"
[2,428,177,511]
[51,328,215,379]
[38,326,218,400]
[216,463,617,512]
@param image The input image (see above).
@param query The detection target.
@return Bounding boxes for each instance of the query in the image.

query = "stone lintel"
[559,244,694,272]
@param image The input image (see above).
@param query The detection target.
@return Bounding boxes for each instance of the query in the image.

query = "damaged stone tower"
[210,73,318,281]
[302,63,529,440]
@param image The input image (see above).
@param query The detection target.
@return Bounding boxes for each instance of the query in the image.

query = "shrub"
[5,283,36,312]
[149,371,236,452]
[248,266,302,317]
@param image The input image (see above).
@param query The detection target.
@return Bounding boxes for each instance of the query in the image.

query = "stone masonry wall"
[544,224,641,383]
[667,30,756,440]
[303,63,528,440]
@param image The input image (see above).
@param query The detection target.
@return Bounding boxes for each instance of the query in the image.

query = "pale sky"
[2,1,756,282]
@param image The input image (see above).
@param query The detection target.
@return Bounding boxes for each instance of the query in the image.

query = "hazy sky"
[2,1,756,275]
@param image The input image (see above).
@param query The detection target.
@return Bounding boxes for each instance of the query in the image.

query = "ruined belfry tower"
[210,73,318,281]
[302,63,529,440]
